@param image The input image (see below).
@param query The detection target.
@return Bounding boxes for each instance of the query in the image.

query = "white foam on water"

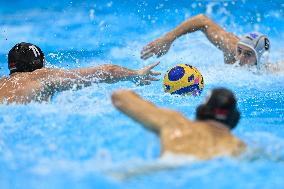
[1,2,284,188]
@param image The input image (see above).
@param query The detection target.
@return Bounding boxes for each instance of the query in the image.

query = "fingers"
[147,76,160,81]
[141,41,158,60]
[134,75,159,86]
[146,61,160,70]
[137,61,160,76]
[141,43,153,59]
[134,61,160,86]
[157,50,166,58]
[150,71,161,76]
[141,48,155,60]
[135,80,151,86]
[142,80,151,85]
[142,42,154,52]
[141,52,154,60]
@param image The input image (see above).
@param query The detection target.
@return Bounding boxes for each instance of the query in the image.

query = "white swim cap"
[238,32,270,68]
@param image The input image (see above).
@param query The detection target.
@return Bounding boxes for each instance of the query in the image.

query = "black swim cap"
[196,88,240,130]
[8,42,45,74]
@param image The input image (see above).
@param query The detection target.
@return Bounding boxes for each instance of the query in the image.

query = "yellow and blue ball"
[163,64,204,96]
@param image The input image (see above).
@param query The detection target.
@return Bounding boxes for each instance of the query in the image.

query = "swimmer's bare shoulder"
[0,70,47,103]
[0,68,70,103]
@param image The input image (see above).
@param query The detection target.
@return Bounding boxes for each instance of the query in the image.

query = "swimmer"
[0,42,160,104]
[112,88,246,160]
[141,14,274,70]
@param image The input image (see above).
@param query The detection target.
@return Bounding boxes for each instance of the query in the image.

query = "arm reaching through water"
[46,61,161,92]
[111,90,187,133]
[72,61,161,85]
[141,14,239,64]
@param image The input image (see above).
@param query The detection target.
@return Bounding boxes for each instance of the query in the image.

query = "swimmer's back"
[112,90,246,160]
[160,120,245,159]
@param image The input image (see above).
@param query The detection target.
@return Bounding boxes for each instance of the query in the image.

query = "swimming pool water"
[0,0,284,188]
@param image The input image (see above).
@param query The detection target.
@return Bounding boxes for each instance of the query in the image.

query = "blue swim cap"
[238,32,270,68]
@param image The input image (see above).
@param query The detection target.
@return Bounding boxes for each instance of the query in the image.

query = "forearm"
[112,90,166,133]
[164,14,209,41]
[44,66,139,93]
[164,14,238,54]
[74,64,139,83]
[112,90,192,133]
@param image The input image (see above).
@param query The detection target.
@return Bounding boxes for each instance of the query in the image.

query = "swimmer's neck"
[9,68,47,77]
[204,120,230,131]
[9,72,20,77]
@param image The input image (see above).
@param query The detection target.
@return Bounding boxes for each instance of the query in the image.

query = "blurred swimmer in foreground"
[0,42,160,104]
[141,14,280,71]
[112,88,245,160]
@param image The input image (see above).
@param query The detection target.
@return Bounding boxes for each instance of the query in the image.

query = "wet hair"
[8,42,45,74]
[196,88,240,130]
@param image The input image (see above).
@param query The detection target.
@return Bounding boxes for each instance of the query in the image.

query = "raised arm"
[141,14,239,64]
[111,90,191,134]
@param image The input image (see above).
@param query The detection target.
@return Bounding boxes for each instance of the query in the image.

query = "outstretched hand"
[141,37,173,60]
[133,61,161,85]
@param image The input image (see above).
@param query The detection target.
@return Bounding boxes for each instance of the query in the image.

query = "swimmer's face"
[236,44,257,66]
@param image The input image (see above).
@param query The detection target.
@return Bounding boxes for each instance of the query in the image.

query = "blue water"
[1,0,284,188]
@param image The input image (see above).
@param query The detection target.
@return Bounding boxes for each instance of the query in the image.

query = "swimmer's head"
[237,32,270,68]
[196,88,240,130]
[8,42,45,74]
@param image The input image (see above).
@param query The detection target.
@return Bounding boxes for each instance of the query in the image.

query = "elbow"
[196,14,209,21]
[98,64,121,76]
[195,14,210,30]
[100,64,118,71]
[196,14,206,18]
